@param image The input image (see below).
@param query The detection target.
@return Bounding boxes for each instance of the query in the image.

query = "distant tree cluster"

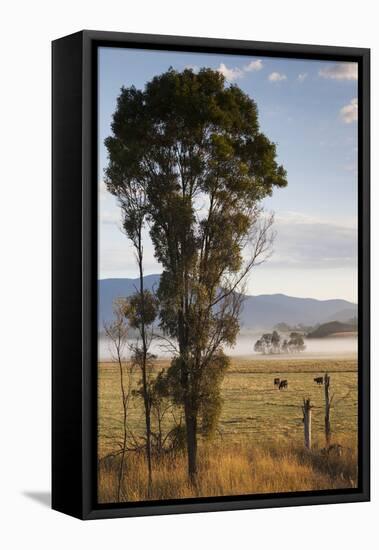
[254,330,306,354]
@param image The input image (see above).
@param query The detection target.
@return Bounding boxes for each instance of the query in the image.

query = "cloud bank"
[217,58,263,81]
[319,63,358,81]
[269,212,357,269]
[268,72,287,82]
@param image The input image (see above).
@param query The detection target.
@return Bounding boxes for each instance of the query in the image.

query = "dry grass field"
[98,355,358,503]
[98,440,357,502]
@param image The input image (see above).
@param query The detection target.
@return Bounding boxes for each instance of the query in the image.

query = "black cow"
[278,380,288,390]
[314,377,323,385]
[274,378,280,385]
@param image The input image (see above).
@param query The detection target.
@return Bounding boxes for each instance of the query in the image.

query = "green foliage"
[123,290,158,330]
[132,367,187,454]
[159,351,229,439]
[198,351,229,438]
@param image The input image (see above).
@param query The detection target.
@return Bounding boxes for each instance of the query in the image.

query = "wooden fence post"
[324,373,331,448]
[302,398,313,450]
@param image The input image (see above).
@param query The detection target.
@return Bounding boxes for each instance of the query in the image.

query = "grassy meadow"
[98,355,358,503]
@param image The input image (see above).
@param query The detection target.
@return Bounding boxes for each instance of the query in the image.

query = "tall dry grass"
[98,438,357,503]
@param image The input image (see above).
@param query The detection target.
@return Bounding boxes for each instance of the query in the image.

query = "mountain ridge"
[98,275,357,330]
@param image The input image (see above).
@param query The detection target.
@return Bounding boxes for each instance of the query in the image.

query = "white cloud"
[340,98,358,123]
[275,211,356,229]
[244,59,263,72]
[319,63,358,81]
[270,212,357,269]
[268,72,287,82]
[217,63,244,81]
[217,58,263,81]
[297,72,308,82]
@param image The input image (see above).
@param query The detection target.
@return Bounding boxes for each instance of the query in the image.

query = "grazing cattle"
[274,378,280,385]
[278,380,288,390]
[314,376,323,385]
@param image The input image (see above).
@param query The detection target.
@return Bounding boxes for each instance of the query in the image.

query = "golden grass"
[97,356,358,502]
[98,439,357,503]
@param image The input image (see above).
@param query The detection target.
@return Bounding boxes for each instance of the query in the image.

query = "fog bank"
[98,332,357,361]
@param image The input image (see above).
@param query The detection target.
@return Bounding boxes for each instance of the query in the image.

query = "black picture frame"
[52,30,370,520]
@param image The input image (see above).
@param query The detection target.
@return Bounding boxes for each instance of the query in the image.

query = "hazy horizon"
[98,332,358,361]
[98,274,358,305]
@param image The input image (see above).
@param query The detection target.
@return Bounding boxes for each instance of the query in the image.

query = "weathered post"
[324,373,331,448]
[302,398,313,450]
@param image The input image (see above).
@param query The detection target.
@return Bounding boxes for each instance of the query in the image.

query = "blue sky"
[98,47,358,302]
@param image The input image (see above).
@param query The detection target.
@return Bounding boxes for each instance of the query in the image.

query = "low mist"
[98,331,357,361]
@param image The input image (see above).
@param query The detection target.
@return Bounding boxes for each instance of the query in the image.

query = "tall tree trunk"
[184,400,198,487]
[177,307,199,486]
[137,230,153,498]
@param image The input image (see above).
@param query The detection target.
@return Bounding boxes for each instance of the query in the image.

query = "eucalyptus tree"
[105,68,287,484]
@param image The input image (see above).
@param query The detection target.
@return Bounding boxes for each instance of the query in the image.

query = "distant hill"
[323,308,357,323]
[307,321,357,339]
[98,275,357,330]
[99,275,160,328]
[239,294,357,329]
